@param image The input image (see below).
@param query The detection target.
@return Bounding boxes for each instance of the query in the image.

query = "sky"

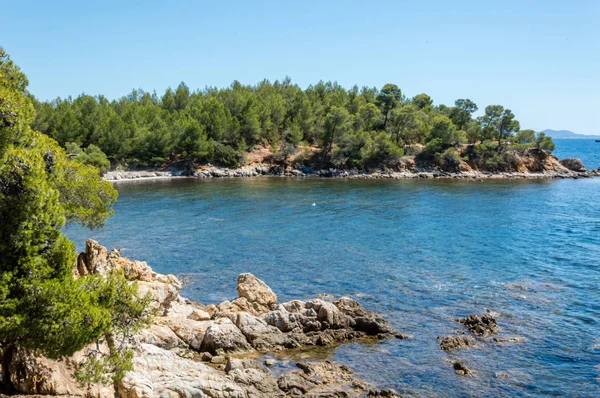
[2,0,599,134]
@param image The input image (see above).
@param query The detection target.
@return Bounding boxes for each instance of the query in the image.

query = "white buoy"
[312,203,316,206]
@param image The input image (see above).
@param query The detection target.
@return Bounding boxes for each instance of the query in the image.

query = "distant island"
[542,129,600,140]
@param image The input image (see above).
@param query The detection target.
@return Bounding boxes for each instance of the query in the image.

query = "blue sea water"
[65,174,600,397]
[553,139,600,170]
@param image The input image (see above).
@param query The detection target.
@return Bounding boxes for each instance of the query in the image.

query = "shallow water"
[65,176,600,397]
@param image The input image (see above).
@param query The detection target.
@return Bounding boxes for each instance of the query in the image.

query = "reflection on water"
[66,177,600,397]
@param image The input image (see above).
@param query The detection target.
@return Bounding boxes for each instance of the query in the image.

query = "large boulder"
[118,344,246,398]
[76,239,110,276]
[560,157,585,171]
[315,300,351,329]
[236,273,277,308]
[200,317,253,355]
[232,312,293,351]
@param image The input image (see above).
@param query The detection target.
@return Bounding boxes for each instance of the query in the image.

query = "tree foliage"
[0,47,145,390]
[28,72,553,172]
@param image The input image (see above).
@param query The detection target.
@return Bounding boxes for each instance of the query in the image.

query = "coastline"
[5,240,408,397]
[103,164,600,182]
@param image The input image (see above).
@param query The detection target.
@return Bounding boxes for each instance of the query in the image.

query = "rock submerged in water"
[457,313,498,336]
[6,239,405,398]
[438,335,477,351]
[453,361,474,376]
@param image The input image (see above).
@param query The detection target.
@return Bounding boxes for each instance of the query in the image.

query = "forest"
[30,79,555,173]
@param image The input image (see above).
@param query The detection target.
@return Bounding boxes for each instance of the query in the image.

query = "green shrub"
[362,132,404,169]
[441,147,461,172]
[66,142,111,172]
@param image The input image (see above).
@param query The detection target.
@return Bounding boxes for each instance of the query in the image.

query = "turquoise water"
[66,176,600,397]
[553,139,600,169]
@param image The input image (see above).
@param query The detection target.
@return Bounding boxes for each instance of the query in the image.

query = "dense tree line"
[31,78,555,172]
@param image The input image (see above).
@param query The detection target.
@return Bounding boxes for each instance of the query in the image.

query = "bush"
[210,141,244,167]
[268,142,296,166]
[331,130,372,169]
[66,142,111,172]
[362,132,404,169]
[441,147,461,172]
[535,133,555,151]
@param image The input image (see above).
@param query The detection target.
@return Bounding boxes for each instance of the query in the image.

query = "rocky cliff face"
[2,241,403,398]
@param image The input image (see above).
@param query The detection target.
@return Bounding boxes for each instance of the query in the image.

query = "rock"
[492,336,525,344]
[234,311,293,351]
[78,239,110,276]
[236,273,277,307]
[457,313,498,336]
[438,335,477,351]
[210,296,272,317]
[225,358,284,397]
[200,317,253,355]
[453,361,474,376]
[155,316,210,351]
[316,300,351,329]
[136,278,181,312]
[118,259,155,282]
[210,355,226,364]
[264,358,277,367]
[137,324,185,350]
[368,389,403,397]
[354,316,393,335]
[278,361,373,397]
[560,158,585,171]
[277,371,316,395]
[263,309,300,332]
[118,344,247,398]
[200,351,213,362]
[333,297,370,318]
[189,308,212,321]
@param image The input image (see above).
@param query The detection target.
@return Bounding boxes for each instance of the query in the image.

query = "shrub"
[362,132,404,169]
[441,147,461,172]
[66,142,111,172]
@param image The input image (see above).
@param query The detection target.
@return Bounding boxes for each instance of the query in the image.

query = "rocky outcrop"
[457,313,498,337]
[5,240,403,398]
[560,158,585,171]
[276,361,397,398]
[236,273,277,308]
[438,335,477,351]
[453,361,474,376]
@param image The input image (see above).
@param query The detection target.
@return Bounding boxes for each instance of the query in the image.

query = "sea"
[65,139,600,397]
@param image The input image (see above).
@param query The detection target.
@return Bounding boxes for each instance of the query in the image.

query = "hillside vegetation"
[30,79,555,173]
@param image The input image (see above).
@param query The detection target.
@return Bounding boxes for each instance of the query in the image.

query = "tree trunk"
[1,345,16,393]
[104,332,119,393]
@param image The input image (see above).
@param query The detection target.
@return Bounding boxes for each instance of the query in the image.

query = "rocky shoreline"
[104,160,600,182]
[1,241,529,397]
[2,241,407,398]
[104,151,600,181]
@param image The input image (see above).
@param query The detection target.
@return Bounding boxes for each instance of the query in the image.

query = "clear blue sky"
[2,0,599,134]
